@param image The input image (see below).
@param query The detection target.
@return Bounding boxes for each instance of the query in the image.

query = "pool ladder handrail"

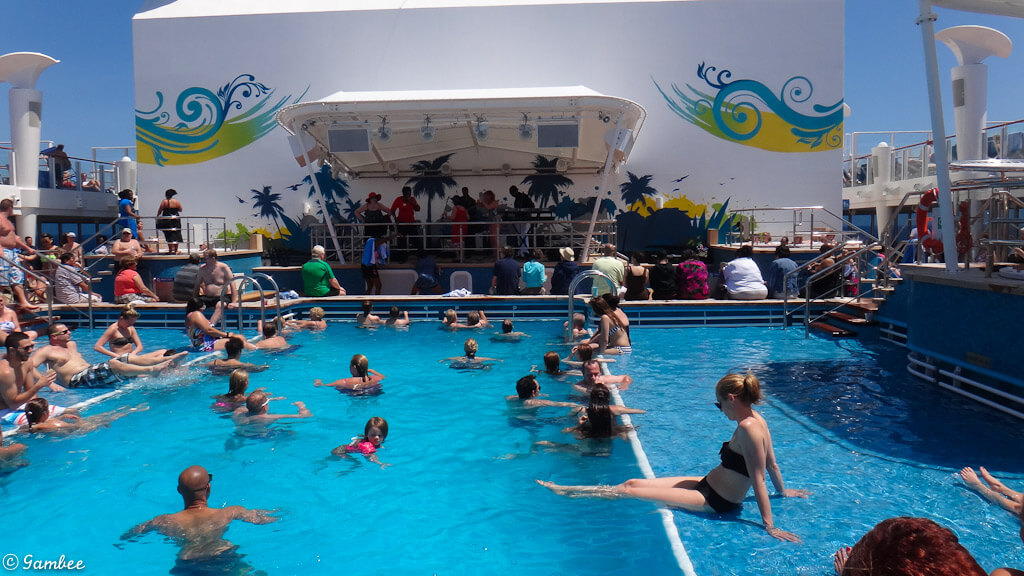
[566,270,615,342]
[219,273,282,333]
[0,251,56,325]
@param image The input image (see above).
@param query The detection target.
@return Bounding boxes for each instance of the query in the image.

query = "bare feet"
[979,466,1010,492]
[960,467,985,490]
[833,546,851,575]
[313,379,324,387]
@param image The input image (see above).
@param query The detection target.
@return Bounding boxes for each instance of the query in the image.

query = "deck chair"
[449,270,473,293]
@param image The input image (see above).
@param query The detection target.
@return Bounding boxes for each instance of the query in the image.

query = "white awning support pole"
[293,121,345,263]
[581,113,624,262]
[917,0,960,272]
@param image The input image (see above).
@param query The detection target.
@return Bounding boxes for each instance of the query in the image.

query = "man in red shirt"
[390,186,421,258]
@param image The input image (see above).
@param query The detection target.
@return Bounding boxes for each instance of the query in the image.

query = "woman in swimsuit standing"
[95,304,187,365]
[538,372,809,542]
[577,296,630,355]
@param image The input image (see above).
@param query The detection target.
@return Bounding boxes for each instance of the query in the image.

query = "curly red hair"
[842,517,986,576]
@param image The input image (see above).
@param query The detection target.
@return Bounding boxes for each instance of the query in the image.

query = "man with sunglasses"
[122,465,279,569]
[0,332,66,425]
[32,323,173,388]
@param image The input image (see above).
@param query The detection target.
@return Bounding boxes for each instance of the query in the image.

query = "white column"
[9,87,42,191]
[871,142,893,239]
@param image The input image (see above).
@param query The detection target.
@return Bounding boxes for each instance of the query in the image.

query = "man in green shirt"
[302,245,345,297]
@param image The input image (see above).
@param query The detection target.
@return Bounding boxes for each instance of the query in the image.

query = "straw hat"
[559,247,575,261]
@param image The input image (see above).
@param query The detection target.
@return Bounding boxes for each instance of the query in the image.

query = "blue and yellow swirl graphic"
[136,74,306,166]
[654,63,843,153]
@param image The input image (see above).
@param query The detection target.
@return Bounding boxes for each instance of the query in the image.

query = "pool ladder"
[216,272,283,333]
[565,270,615,342]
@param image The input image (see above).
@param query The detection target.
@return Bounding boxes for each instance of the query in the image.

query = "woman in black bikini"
[94,304,187,366]
[538,372,809,542]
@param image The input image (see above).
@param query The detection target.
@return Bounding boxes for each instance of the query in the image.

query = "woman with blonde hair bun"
[538,371,810,542]
[314,354,385,392]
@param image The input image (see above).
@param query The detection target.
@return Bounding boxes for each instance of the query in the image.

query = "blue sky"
[3,0,1024,161]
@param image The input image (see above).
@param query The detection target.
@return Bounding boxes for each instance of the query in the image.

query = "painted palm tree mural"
[521,155,573,207]
[250,186,285,231]
[620,172,658,214]
[301,164,351,221]
[407,154,457,222]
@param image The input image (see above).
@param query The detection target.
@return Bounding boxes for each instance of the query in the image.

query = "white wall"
[133,0,843,231]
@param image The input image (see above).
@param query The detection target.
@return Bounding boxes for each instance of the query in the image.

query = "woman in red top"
[114,256,157,304]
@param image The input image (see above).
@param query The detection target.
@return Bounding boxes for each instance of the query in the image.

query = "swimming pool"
[4,321,1022,575]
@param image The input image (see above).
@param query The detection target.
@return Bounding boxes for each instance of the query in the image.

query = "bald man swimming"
[121,465,278,565]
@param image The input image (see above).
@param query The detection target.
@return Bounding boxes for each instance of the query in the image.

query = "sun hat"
[66,231,76,238]
[559,247,575,261]
[366,192,382,202]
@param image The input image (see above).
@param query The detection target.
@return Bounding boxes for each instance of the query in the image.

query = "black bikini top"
[719,441,749,477]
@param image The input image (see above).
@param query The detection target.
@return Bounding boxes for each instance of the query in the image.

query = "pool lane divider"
[604,362,698,576]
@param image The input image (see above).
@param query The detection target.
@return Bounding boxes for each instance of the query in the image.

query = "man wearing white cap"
[60,232,83,266]
[112,228,144,266]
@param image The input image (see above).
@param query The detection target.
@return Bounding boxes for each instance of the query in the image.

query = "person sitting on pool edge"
[121,465,279,572]
[537,371,810,543]
[506,375,580,409]
[491,319,530,341]
[208,337,269,375]
[33,323,174,388]
[286,307,327,331]
[232,390,312,428]
[302,245,345,297]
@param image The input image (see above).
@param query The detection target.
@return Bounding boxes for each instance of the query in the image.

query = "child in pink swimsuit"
[332,416,389,468]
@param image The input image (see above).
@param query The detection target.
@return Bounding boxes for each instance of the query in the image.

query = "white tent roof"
[275,86,646,179]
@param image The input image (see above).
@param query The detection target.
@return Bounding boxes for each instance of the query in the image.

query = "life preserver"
[956,200,972,258]
[916,189,944,256]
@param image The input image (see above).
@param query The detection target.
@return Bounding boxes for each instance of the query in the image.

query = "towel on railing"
[442,288,472,297]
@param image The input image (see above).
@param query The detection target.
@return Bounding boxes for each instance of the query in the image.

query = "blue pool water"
[3,321,1022,575]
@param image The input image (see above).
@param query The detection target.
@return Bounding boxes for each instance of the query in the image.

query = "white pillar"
[9,88,43,190]
[936,25,1011,249]
[917,1,959,272]
[871,142,893,240]
[115,156,136,193]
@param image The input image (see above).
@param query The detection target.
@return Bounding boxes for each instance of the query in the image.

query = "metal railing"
[308,217,617,264]
[565,270,614,343]
[133,215,230,254]
[843,119,1024,189]
[220,273,282,333]
[0,251,55,324]
[782,226,894,337]
[728,205,872,248]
